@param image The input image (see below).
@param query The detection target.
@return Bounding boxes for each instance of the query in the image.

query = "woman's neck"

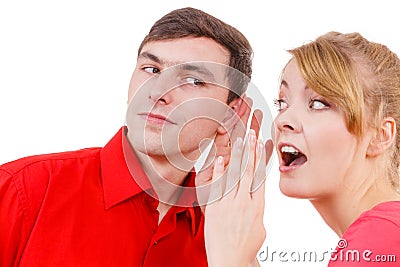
[310,170,400,237]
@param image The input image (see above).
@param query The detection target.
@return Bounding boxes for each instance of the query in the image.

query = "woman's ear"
[367,117,396,157]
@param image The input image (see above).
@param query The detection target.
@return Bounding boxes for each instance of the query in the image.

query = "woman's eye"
[273,99,288,111]
[184,77,206,87]
[143,67,160,74]
[309,99,329,110]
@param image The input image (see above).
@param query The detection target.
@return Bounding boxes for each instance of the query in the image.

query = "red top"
[0,127,207,267]
[329,201,400,266]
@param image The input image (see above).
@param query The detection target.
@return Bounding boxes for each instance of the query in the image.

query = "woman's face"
[274,59,362,199]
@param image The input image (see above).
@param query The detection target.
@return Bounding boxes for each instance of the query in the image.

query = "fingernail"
[249,129,256,143]
[257,140,263,153]
[234,137,243,149]
[217,156,224,166]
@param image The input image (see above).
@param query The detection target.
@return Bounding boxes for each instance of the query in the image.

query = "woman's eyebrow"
[280,79,288,89]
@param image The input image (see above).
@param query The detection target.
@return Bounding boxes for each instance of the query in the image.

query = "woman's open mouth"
[278,143,308,172]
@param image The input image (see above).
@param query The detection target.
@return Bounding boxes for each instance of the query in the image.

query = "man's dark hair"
[138,7,253,103]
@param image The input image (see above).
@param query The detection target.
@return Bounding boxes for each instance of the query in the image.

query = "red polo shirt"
[0,127,207,267]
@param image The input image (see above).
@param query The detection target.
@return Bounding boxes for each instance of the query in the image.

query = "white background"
[1,1,399,266]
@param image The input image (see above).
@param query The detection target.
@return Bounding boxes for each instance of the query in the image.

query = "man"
[0,7,259,267]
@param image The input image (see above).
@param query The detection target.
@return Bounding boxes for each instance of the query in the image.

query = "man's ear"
[217,96,247,134]
[366,117,396,157]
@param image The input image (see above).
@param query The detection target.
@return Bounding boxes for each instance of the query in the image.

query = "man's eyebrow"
[178,64,216,81]
[137,52,164,64]
[138,52,217,81]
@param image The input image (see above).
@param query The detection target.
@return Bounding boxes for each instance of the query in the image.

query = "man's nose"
[148,72,178,104]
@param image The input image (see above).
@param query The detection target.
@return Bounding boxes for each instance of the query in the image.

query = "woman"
[205,32,400,266]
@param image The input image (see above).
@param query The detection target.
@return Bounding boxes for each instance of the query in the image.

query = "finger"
[264,139,274,165]
[196,124,232,207]
[225,137,244,199]
[199,131,229,174]
[252,140,267,204]
[230,97,253,143]
[209,135,231,169]
[253,139,273,205]
[208,146,231,168]
[238,129,257,197]
[250,109,263,139]
[208,156,225,203]
[214,129,230,147]
[220,149,231,166]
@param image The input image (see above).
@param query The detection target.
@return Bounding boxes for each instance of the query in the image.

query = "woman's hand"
[205,129,273,267]
[196,96,259,208]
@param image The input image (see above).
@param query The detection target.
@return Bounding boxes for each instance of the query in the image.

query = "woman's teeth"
[281,145,299,155]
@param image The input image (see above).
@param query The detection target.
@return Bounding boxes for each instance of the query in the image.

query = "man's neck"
[136,151,189,197]
[136,152,196,225]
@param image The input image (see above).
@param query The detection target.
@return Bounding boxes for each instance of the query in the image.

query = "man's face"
[126,37,234,167]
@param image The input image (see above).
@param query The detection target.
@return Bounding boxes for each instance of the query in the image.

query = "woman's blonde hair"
[289,31,400,189]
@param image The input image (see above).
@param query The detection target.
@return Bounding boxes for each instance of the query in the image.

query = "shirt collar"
[100,127,149,209]
[173,172,203,237]
[100,127,203,232]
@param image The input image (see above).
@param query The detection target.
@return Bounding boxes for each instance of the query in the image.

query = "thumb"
[197,155,226,214]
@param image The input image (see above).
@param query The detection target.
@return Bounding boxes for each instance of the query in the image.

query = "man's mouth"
[279,143,308,171]
[138,112,177,125]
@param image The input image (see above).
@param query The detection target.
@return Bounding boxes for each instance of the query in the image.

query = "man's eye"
[273,99,288,111]
[184,77,206,87]
[143,67,160,74]
[309,99,329,110]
